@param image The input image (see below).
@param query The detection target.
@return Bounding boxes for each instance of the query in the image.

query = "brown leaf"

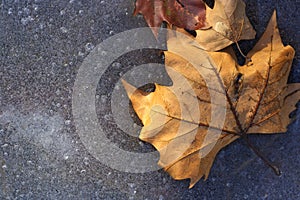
[124,11,299,187]
[176,0,256,51]
[134,0,207,37]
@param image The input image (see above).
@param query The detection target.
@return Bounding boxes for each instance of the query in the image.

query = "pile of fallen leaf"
[123,0,300,188]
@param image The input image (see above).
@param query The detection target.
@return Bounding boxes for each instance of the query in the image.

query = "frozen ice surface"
[21,16,34,25]
[0,0,299,199]
[0,109,74,158]
[60,26,69,33]
[85,42,95,52]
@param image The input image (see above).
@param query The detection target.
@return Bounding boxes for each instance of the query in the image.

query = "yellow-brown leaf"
[123,11,299,188]
[175,0,256,51]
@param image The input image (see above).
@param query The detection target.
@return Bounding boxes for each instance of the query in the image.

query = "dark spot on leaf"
[138,83,156,93]
[184,29,197,37]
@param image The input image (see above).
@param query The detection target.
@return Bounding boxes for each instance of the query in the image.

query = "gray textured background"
[0,0,299,199]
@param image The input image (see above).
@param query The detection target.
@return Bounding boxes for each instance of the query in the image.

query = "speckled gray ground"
[0,0,299,199]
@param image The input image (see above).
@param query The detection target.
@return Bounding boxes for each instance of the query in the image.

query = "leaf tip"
[150,27,160,39]
[272,9,277,18]
[188,176,202,189]
[188,183,195,189]
[269,10,278,28]
[269,9,279,32]
[247,9,283,57]
[121,79,137,99]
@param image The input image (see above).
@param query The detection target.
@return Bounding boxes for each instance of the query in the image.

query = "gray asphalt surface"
[0,0,299,199]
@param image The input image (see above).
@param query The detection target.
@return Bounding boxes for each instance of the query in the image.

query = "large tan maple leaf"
[123,11,299,188]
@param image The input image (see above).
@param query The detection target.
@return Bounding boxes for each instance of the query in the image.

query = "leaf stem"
[242,134,281,176]
[235,42,247,58]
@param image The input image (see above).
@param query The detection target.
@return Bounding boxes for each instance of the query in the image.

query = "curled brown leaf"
[134,0,207,37]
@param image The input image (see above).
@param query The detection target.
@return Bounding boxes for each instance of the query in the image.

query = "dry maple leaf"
[176,0,256,51]
[123,11,299,188]
[134,0,207,37]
